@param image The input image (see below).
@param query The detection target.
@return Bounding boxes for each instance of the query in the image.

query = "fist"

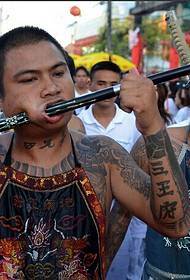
[119,68,164,135]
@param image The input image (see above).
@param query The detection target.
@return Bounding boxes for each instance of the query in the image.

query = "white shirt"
[174,106,190,123]
[74,89,91,115]
[164,98,178,120]
[168,119,190,128]
[78,104,141,152]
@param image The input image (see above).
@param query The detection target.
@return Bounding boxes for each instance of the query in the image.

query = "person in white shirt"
[74,66,91,115]
[78,61,142,280]
[78,61,141,151]
[164,81,179,122]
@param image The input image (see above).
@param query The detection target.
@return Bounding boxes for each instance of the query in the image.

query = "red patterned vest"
[0,136,106,279]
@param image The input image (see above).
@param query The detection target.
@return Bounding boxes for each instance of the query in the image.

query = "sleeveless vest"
[0,136,106,279]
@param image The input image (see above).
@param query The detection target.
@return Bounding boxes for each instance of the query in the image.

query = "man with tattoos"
[0,26,189,279]
[131,119,190,279]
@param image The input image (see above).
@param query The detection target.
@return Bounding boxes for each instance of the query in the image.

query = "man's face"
[90,69,120,106]
[2,41,75,130]
[74,69,89,89]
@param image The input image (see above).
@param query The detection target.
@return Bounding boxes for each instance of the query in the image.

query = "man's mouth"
[43,113,64,124]
[42,99,65,124]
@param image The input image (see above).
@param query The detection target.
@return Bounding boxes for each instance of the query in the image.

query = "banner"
[169,47,179,69]
[129,27,143,72]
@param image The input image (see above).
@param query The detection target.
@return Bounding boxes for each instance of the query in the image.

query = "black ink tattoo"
[160,201,177,219]
[151,161,168,176]
[157,181,173,197]
[39,139,55,149]
[144,127,190,228]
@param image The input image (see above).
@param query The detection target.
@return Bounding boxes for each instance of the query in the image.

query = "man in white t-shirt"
[78,61,144,280]
[78,62,140,151]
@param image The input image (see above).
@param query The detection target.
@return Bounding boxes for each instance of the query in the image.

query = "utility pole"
[107,0,112,53]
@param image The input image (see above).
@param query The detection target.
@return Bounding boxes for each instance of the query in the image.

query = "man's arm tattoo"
[144,128,190,228]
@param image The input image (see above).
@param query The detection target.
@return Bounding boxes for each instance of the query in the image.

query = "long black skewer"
[45,64,190,116]
[0,63,190,132]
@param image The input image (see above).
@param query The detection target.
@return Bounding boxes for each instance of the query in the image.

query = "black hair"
[90,61,122,80]
[157,83,172,125]
[75,66,90,77]
[0,25,70,97]
[177,87,190,107]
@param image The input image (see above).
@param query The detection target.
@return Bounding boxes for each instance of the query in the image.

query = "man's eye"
[54,71,65,77]
[19,77,37,83]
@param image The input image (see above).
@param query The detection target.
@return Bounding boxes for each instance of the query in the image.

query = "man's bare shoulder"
[70,129,131,171]
[70,130,129,156]
[0,131,13,163]
[68,115,86,134]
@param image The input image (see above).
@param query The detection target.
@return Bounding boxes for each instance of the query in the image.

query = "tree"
[87,14,170,58]
[91,17,132,57]
[141,15,170,55]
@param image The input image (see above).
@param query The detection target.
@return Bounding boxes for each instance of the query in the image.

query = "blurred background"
[0,1,190,74]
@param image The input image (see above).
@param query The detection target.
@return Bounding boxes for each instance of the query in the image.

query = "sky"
[0,1,135,47]
[0,1,105,46]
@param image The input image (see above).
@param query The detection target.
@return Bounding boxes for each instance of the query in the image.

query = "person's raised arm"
[110,69,190,238]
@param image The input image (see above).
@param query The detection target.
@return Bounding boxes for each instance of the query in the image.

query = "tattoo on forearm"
[144,128,190,226]
[144,128,166,160]
[156,180,173,197]
[151,161,168,176]
[159,201,177,219]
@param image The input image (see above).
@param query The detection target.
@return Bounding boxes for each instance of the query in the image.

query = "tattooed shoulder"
[75,134,128,163]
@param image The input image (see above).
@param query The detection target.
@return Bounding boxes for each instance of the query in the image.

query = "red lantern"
[70,6,81,17]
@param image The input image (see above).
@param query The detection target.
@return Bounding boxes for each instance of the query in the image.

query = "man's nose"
[40,77,61,98]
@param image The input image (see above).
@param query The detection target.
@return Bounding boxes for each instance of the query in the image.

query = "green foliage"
[141,16,170,55]
[88,14,171,57]
[92,17,131,57]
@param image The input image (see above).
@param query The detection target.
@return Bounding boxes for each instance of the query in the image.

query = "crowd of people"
[0,25,189,280]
